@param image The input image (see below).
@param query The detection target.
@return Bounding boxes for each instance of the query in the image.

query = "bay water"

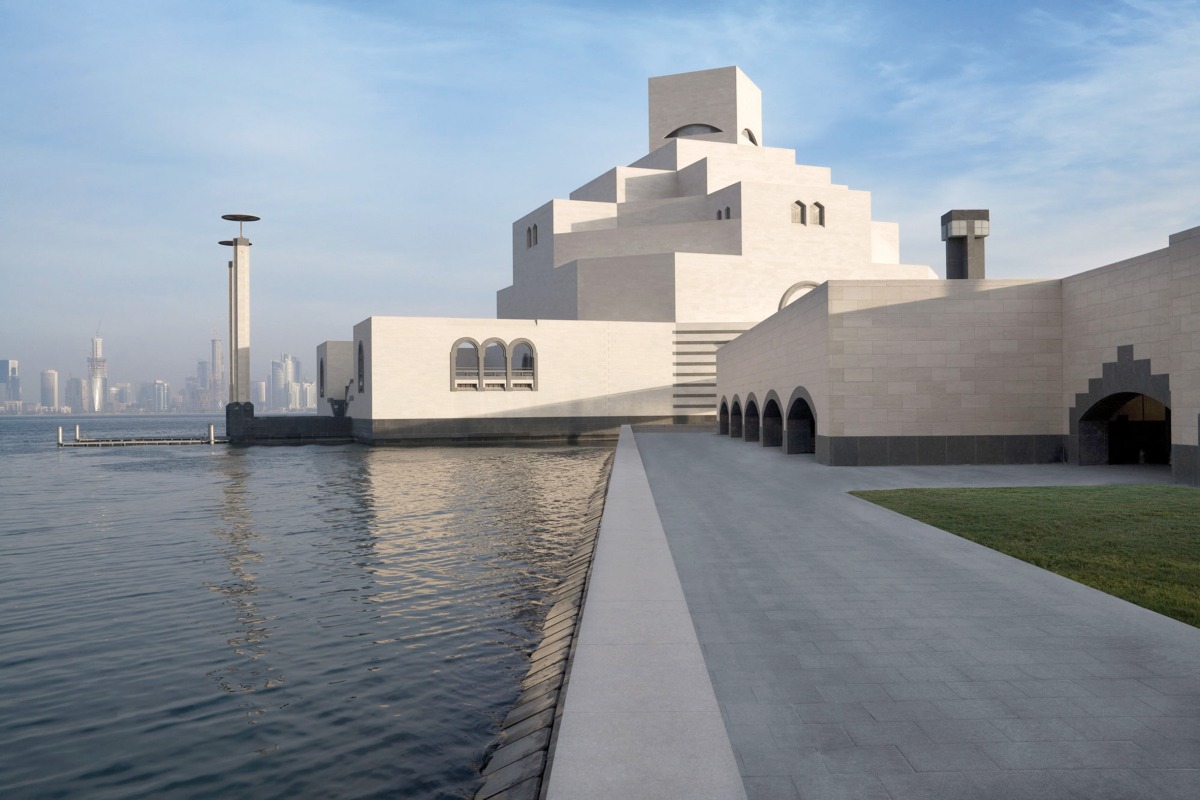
[0,416,611,799]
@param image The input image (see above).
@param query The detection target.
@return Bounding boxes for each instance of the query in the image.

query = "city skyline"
[2,1,1198,387]
[0,332,314,414]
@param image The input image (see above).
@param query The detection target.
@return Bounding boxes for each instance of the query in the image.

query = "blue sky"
[2,0,1198,393]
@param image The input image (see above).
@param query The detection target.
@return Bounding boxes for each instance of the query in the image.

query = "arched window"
[357,342,364,393]
[724,206,731,220]
[741,128,759,146]
[452,339,480,390]
[319,358,325,399]
[716,209,722,221]
[525,226,532,248]
[792,201,807,225]
[813,202,826,227]
[666,123,722,139]
[510,340,537,390]
[483,339,507,390]
[531,224,538,246]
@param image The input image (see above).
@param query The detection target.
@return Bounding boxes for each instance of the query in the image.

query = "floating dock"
[57,425,226,447]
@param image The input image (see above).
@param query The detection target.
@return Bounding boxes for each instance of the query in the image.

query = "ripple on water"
[0,418,610,799]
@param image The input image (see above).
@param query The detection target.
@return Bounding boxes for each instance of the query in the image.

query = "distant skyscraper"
[210,338,225,405]
[153,380,171,413]
[41,370,58,410]
[270,360,285,410]
[88,337,108,413]
[251,381,267,406]
[65,377,87,413]
[0,360,20,402]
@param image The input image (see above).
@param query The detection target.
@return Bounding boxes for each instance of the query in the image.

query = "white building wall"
[348,317,676,422]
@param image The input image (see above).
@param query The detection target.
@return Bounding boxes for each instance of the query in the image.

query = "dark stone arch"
[744,394,761,443]
[1069,345,1170,465]
[730,398,743,439]
[718,398,730,436]
[762,391,783,448]
[786,386,817,455]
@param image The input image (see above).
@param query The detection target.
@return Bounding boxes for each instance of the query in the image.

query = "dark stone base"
[354,415,706,446]
[818,434,1066,467]
[1172,444,1199,486]
[226,403,353,445]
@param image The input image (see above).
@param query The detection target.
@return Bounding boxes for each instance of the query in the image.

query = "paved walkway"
[632,431,1200,800]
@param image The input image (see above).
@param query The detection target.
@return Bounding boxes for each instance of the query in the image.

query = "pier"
[57,424,226,447]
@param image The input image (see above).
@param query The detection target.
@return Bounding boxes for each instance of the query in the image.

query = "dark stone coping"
[355,415,712,446]
[472,451,615,800]
[817,434,1066,466]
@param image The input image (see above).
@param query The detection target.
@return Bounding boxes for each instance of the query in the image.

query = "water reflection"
[206,450,282,719]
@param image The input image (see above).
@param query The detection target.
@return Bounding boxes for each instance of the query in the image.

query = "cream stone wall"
[715,284,831,425]
[1168,226,1200,450]
[719,280,1065,439]
[647,66,762,150]
[1062,247,1173,407]
[1061,224,1200,450]
[824,280,1063,437]
[346,317,676,422]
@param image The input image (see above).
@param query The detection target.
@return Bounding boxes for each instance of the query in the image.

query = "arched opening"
[762,399,782,447]
[483,340,507,390]
[744,399,760,443]
[666,123,723,139]
[357,342,364,393]
[779,281,819,311]
[510,340,536,390]
[730,400,743,439]
[724,206,731,220]
[526,226,532,248]
[319,358,325,399]
[1079,393,1170,465]
[787,395,816,454]
[452,339,480,390]
[716,209,723,221]
[741,128,759,146]
[531,224,538,246]
[718,401,729,435]
[813,202,826,227]
[792,201,807,225]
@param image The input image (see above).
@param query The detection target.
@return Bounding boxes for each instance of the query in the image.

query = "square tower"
[648,66,763,151]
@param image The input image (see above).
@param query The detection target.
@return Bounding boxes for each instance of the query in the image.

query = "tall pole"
[219,214,259,406]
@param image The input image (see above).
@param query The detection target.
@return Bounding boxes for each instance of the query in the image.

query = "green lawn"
[849,485,1200,628]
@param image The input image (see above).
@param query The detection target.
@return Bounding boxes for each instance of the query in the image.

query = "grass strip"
[849,484,1200,628]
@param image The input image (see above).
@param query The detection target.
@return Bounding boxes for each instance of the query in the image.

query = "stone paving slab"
[545,427,746,800]
[633,431,1200,800]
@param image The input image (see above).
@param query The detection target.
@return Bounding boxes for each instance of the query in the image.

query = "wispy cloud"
[1,0,1197,388]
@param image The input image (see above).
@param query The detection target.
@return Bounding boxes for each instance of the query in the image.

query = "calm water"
[0,416,611,799]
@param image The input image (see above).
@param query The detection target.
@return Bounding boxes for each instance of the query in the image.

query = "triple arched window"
[451,338,538,391]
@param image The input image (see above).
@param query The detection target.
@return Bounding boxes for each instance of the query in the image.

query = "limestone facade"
[321,67,931,443]
[717,225,1200,484]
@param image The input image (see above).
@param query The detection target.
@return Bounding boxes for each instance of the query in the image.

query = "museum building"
[316,66,1200,485]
